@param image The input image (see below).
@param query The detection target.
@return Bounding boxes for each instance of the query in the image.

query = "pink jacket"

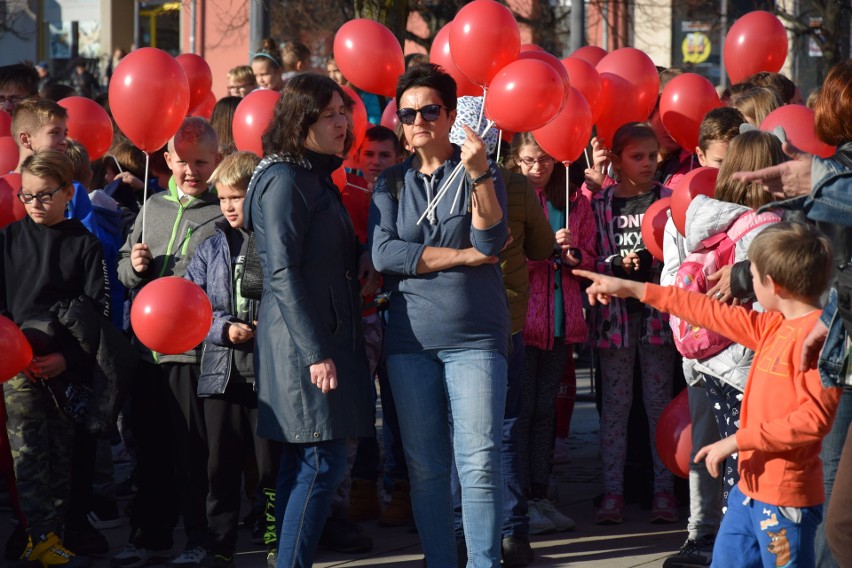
[524,189,596,349]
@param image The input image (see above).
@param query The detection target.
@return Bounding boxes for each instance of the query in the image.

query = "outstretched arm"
[571,269,645,305]
[732,141,812,200]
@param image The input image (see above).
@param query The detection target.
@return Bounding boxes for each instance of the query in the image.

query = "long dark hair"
[261,73,351,157]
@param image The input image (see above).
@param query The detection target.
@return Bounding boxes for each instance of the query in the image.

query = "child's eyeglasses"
[17,186,64,204]
[396,104,446,125]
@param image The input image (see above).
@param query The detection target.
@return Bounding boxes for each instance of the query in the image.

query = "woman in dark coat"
[242,73,374,567]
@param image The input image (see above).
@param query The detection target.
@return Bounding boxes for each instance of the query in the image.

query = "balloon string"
[476,86,487,130]
[689,153,695,172]
[584,148,591,169]
[564,161,571,224]
[496,130,503,163]
[141,152,150,245]
[346,182,372,194]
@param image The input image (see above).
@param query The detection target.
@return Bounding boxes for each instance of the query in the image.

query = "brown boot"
[378,479,413,526]
[348,479,381,522]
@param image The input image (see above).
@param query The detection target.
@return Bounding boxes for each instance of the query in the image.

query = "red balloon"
[501,129,515,143]
[109,48,190,153]
[520,43,545,53]
[571,45,608,67]
[0,173,25,229]
[232,89,280,156]
[449,0,520,87]
[724,11,788,84]
[597,47,660,122]
[532,87,593,164]
[0,315,33,382]
[0,137,18,174]
[655,389,692,479]
[176,54,214,114]
[670,167,718,236]
[660,74,721,153]
[340,85,368,153]
[333,19,404,98]
[0,110,10,137]
[58,96,114,160]
[595,73,648,147]
[561,57,603,123]
[429,22,482,98]
[518,51,570,92]
[190,91,217,120]
[484,59,566,132]
[130,277,212,354]
[380,99,399,130]
[641,196,672,262]
[332,165,347,192]
[760,105,834,159]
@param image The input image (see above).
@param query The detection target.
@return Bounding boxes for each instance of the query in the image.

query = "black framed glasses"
[396,104,446,125]
[518,156,554,168]
[17,186,64,204]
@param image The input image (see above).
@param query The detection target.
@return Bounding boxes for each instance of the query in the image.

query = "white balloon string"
[584,148,591,169]
[496,130,503,163]
[450,119,495,215]
[564,161,571,224]
[141,152,150,245]
[476,86,487,130]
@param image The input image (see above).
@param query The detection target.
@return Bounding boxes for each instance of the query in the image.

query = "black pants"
[204,383,279,555]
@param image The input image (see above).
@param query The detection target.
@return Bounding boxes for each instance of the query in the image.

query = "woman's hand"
[706,265,733,303]
[28,353,67,380]
[694,435,738,478]
[310,358,338,394]
[228,322,255,344]
[459,124,489,179]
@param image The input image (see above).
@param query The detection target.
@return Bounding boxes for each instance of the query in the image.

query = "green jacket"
[498,167,555,334]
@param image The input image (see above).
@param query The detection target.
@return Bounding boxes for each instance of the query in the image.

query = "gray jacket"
[243,153,373,443]
[117,182,222,364]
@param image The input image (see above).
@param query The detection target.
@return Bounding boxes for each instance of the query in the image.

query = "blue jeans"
[275,440,347,568]
[712,485,821,568]
[387,349,508,568]
[815,386,852,568]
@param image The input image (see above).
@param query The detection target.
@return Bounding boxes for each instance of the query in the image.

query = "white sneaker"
[527,500,557,535]
[534,498,576,531]
[167,545,207,567]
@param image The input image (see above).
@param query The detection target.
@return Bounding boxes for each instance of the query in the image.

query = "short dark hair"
[749,221,833,302]
[363,125,402,156]
[0,63,39,96]
[261,73,349,157]
[745,72,796,105]
[281,41,311,71]
[395,63,457,113]
[698,107,745,150]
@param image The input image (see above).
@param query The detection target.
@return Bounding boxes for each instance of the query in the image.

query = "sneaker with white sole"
[533,499,575,531]
[527,500,557,535]
[662,534,715,567]
[166,546,207,568]
[110,544,171,568]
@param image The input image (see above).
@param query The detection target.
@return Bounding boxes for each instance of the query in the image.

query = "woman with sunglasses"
[370,63,509,567]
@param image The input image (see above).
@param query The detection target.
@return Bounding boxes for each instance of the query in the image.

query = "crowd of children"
[0,37,850,568]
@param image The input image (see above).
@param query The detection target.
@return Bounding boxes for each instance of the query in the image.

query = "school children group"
[0,47,850,568]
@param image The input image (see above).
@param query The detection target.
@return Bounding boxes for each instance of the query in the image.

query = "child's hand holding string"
[571,269,644,306]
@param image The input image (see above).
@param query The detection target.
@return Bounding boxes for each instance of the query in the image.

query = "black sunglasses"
[396,104,446,125]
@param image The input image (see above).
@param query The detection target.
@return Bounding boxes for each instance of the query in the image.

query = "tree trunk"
[353,0,410,47]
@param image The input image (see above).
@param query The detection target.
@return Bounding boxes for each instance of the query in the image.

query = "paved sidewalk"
[1,368,690,567]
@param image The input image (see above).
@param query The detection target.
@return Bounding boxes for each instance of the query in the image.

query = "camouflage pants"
[3,374,74,537]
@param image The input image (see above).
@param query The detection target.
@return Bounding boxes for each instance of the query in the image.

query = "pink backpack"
[670,210,780,359]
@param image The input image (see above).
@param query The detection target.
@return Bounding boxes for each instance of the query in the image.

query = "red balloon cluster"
[561,57,603,123]
[595,48,660,147]
[0,137,18,173]
[660,74,721,152]
[0,315,32,382]
[655,389,692,479]
[429,22,481,97]
[724,11,788,84]
[232,89,280,157]
[109,48,190,153]
[333,19,405,97]
[670,167,719,236]
[449,0,520,88]
[571,45,608,67]
[176,54,213,114]
[532,87,593,164]
[0,173,25,229]
[760,105,835,158]
[130,277,213,355]
[485,59,567,132]
[190,91,217,120]
[59,96,114,160]
[640,196,672,262]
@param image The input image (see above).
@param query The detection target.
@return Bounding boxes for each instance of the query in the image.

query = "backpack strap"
[726,210,781,243]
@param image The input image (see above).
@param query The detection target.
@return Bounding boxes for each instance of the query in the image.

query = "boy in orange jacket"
[575,221,842,568]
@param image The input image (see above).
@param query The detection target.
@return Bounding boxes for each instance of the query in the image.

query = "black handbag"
[241,231,263,301]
